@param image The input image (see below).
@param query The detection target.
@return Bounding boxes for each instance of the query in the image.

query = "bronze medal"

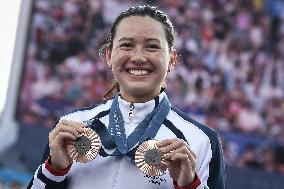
[135,140,167,176]
[67,127,101,163]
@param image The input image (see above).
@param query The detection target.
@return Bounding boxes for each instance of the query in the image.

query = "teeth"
[128,69,149,76]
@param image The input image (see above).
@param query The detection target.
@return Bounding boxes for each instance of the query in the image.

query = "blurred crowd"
[12,0,284,180]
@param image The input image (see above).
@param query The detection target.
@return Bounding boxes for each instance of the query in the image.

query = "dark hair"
[100,5,176,100]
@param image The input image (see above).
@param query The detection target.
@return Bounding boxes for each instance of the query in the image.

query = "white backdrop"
[0,0,21,113]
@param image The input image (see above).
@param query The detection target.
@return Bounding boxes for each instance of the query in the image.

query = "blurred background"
[0,0,284,188]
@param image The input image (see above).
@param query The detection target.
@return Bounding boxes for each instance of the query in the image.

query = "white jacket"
[28,92,225,189]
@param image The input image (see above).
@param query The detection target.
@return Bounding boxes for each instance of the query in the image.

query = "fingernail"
[78,128,84,133]
[157,141,163,146]
[164,153,171,159]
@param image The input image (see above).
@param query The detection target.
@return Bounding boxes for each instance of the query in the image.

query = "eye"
[145,44,160,50]
[119,43,133,50]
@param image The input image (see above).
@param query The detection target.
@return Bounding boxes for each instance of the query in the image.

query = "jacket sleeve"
[198,131,226,189]
[27,142,69,189]
[192,115,226,189]
[27,163,68,189]
[207,132,226,189]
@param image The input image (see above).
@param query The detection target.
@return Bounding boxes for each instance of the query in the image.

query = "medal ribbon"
[90,94,170,159]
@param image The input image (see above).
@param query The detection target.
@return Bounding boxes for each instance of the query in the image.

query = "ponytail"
[102,82,120,101]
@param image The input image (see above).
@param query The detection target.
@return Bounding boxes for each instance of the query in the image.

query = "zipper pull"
[128,103,134,117]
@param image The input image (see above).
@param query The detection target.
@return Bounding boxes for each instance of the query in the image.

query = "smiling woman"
[28,5,225,189]
[105,16,176,103]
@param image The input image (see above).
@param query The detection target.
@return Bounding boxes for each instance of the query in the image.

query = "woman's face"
[106,16,176,102]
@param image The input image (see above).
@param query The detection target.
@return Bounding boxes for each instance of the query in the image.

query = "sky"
[0,0,21,113]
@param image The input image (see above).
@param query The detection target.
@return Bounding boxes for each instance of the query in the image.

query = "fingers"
[171,153,188,161]
[171,153,191,167]
[186,145,196,159]
[158,138,175,147]
[170,153,196,185]
[51,120,84,135]
[60,119,86,128]
[164,153,192,167]
[166,146,195,160]
[49,119,85,144]
[54,131,77,144]
[158,139,196,186]
[158,138,196,170]
[158,138,187,150]
[50,124,77,139]
[158,139,196,159]
[60,119,85,134]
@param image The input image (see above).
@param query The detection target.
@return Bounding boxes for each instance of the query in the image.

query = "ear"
[105,47,112,68]
[168,49,178,72]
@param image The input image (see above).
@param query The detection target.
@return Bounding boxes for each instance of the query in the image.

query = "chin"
[122,86,158,101]
[128,87,152,95]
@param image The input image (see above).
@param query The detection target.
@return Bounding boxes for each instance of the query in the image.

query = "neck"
[120,90,161,103]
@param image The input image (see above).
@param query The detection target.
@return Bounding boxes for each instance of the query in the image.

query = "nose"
[130,50,147,64]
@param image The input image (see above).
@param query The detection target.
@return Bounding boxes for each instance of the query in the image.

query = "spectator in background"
[260,147,276,173]
[31,65,61,101]
[61,49,94,83]
[235,101,265,135]
[45,5,71,63]
[237,145,262,169]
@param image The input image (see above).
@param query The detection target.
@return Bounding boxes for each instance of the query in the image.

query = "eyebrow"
[118,37,161,43]
[145,38,161,43]
[118,38,134,42]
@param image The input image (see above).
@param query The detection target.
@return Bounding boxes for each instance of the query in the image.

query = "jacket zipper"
[128,102,134,117]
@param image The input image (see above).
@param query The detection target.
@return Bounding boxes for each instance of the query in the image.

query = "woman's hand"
[158,139,196,187]
[48,120,85,170]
